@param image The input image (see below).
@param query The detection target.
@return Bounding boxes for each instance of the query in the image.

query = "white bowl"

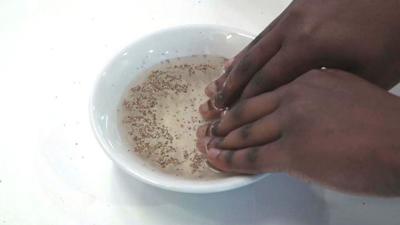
[90,25,267,193]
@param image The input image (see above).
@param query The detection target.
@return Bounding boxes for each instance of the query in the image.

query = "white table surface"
[1,0,400,224]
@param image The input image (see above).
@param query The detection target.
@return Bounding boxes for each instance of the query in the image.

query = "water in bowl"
[118,55,229,180]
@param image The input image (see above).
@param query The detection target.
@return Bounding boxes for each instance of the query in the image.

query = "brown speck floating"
[119,55,227,179]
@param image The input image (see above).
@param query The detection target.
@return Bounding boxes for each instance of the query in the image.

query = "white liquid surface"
[119,55,229,180]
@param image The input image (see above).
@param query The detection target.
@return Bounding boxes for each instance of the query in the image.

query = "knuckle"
[246,147,260,164]
[223,151,235,165]
[239,124,252,140]
[288,22,324,48]
[299,21,322,41]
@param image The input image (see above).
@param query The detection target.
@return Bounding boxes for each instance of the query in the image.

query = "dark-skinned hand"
[199,0,400,120]
[197,69,400,196]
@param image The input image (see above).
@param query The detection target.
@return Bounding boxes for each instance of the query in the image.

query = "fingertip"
[207,147,220,160]
[196,123,210,138]
[206,148,231,172]
[214,76,240,109]
[196,138,205,154]
[206,161,224,173]
[196,136,211,154]
[215,72,228,88]
[199,100,212,117]
[224,58,234,70]
[213,92,226,109]
[199,100,223,120]
[208,136,224,149]
[203,136,212,151]
[205,81,218,97]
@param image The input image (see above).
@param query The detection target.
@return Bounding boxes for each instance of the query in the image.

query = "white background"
[1,0,400,224]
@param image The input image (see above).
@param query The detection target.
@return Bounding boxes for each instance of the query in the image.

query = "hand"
[202,0,400,115]
[197,69,400,196]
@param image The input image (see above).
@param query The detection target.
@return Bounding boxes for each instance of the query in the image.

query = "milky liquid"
[119,55,229,180]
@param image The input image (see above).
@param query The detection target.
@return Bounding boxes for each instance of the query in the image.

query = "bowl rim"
[89,24,268,193]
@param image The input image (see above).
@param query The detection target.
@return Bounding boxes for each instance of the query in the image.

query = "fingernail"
[205,81,218,97]
[196,124,209,138]
[196,137,212,154]
[199,100,212,113]
[224,58,234,70]
[196,138,205,153]
[207,148,220,159]
[209,98,225,112]
[206,161,222,173]
[208,137,224,150]
[213,92,225,109]
[203,137,212,152]
[210,120,220,136]
[206,123,212,136]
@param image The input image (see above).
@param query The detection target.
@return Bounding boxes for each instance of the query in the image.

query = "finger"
[206,141,287,174]
[224,20,278,74]
[211,114,282,150]
[224,58,234,70]
[205,72,228,98]
[196,136,212,154]
[196,121,222,153]
[196,123,211,139]
[205,57,237,98]
[212,92,280,136]
[205,6,292,99]
[229,2,293,65]
[214,30,283,109]
[212,2,295,108]
[199,99,222,120]
[205,80,219,98]
[226,18,279,68]
[240,46,320,99]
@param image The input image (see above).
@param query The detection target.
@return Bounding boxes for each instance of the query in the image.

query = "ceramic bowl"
[90,25,267,193]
